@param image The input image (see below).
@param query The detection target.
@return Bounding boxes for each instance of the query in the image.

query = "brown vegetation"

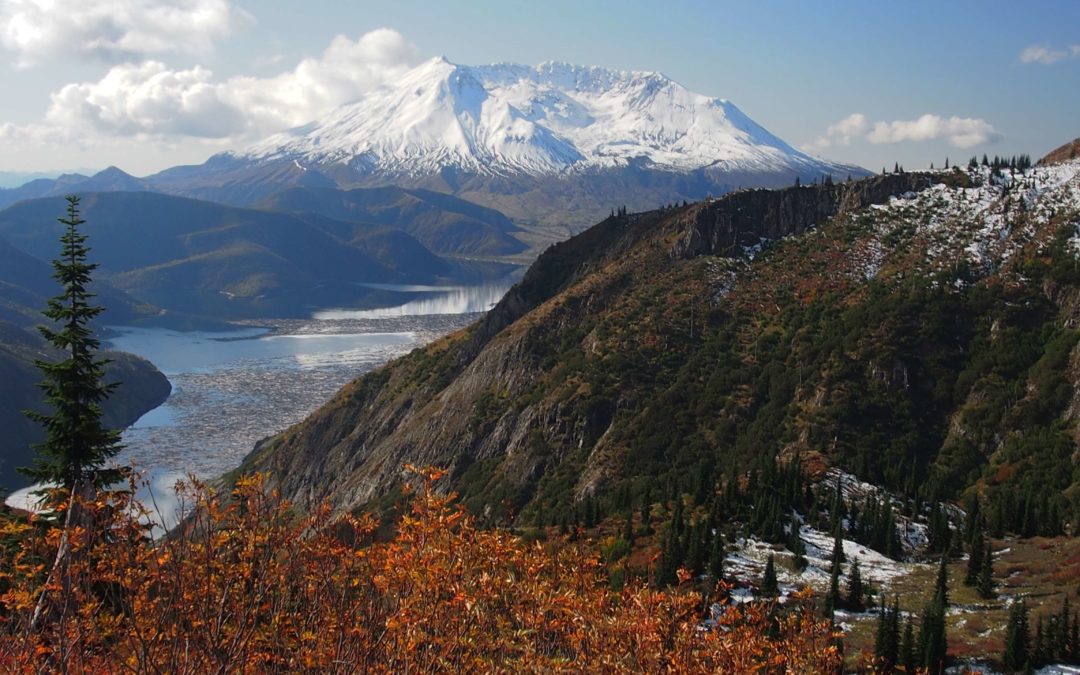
[0,468,842,672]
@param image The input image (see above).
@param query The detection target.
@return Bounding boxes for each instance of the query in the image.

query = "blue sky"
[0,0,1076,176]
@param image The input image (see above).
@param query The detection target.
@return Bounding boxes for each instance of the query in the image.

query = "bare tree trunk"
[30,479,95,633]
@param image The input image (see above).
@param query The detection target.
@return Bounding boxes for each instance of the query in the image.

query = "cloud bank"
[0,0,248,66]
[808,113,1002,152]
[10,28,421,145]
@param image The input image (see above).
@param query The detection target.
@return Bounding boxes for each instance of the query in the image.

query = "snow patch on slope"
[866,161,1080,273]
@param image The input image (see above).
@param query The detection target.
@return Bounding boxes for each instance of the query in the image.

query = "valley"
[4,283,507,529]
[0,9,1076,666]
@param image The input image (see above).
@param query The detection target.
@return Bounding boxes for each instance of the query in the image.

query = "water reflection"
[5,470,188,539]
[106,326,416,375]
[315,282,512,320]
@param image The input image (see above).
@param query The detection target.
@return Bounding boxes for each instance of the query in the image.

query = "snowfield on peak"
[237,57,852,179]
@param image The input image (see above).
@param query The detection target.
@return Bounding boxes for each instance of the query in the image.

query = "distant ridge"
[1040,136,1080,165]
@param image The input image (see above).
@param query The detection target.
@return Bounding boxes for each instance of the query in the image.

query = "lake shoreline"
[5,281,512,527]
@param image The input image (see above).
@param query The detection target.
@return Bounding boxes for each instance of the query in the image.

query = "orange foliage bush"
[0,468,842,672]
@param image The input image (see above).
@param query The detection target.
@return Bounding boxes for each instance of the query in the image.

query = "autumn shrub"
[0,468,842,672]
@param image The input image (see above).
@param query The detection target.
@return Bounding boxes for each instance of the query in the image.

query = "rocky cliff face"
[671,173,944,259]
[239,169,971,517]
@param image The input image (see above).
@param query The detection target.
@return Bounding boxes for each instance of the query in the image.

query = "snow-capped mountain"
[237,57,847,179]
[0,58,867,228]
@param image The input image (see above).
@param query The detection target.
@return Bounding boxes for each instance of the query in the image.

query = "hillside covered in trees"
[235,148,1080,668]
[245,153,1080,537]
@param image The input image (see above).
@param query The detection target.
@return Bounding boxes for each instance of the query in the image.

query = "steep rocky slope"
[243,155,1080,528]
[240,172,958,506]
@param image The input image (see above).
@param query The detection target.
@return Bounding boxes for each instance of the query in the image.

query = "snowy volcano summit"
[124,58,867,230]
[238,57,851,179]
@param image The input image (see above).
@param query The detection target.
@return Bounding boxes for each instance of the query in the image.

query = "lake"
[5,281,512,528]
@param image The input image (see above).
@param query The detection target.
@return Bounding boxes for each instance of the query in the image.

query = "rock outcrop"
[671,173,943,259]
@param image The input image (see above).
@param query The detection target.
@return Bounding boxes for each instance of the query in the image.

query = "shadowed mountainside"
[0,192,515,320]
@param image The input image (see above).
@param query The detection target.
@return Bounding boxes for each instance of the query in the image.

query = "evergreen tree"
[976,543,995,599]
[708,529,724,581]
[825,557,842,619]
[965,529,984,586]
[831,524,846,566]
[22,195,122,499]
[1051,599,1070,663]
[685,521,704,576]
[639,494,653,535]
[846,559,864,611]
[918,597,947,673]
[873,596,900,668]
[901,613,916,673]
[761,554,778,597]
[1060,598,1073,662]
[873,597,890,666]
[933,553,950,607]
[21,196,126,631]
[927,503,951,554]
[654,519,681,587]
[1072,610,1079,664]
[915,554,951,673]
[790,525,807,571]
[1034,614,1045,666]
[963,494,982,545]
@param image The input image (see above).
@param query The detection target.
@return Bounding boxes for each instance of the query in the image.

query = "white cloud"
[15,28,421,144]
[225,29,422,132]
[808,112,1002,152]
[826,113,870,143]
[867,115,1003,148]
[1019,43,1080,65]
[0,0,249,66]
[806,113,869,150]
[44,61,245,138]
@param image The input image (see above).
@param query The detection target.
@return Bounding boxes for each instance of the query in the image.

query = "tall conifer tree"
[22,195,122,500]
